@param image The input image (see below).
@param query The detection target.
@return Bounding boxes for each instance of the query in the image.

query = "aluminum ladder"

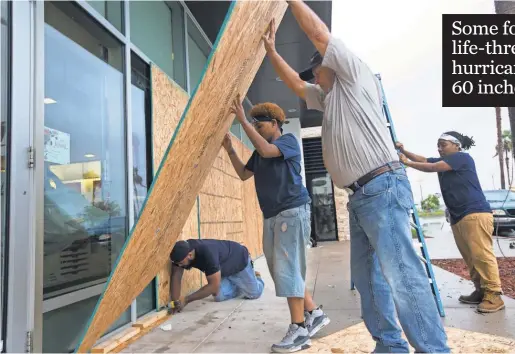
[350,74,446,318]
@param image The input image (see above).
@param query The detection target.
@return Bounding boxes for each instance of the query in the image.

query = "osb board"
[199,223,245,244]
[76,1,288,351]
[110,310,171,354]
[198,138,262,258]
[151,68,189,172]
[156,203,201,309]
[90,327,140,353]
[304,322,515,353]
[150,65,201,309]
[241,148,263,259]
[333,186,350,241]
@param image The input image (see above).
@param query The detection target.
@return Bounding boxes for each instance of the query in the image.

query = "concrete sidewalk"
[121,241,515,353]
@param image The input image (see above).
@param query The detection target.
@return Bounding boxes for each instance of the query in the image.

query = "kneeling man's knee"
[245,289,263,300]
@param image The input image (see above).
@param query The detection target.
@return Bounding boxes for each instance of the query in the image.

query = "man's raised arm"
[287,0,330,56]
[262,19,306,99]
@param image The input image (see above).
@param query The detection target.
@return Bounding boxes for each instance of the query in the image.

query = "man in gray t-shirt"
[262,1,450,353]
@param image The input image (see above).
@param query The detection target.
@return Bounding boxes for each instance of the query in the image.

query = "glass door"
[6,0,41,351]
[306,173,338,242]
[0,1,9,350]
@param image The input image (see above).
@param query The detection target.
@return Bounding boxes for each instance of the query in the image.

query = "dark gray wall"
[184,1,332,128]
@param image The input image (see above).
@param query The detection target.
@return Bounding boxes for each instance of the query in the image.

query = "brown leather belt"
[345,161,403,194]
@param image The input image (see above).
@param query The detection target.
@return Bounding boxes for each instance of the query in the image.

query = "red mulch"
[432,258,515,299]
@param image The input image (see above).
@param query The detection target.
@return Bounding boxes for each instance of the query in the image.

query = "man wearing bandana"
[398,131,505,313]
[261,1,449,353]
[169,239,264,310]
[222,96,330,353]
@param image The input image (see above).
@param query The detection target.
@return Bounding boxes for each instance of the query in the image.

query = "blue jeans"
[348,169,449,353]
[214,258,264,302]
[263,204,311,298]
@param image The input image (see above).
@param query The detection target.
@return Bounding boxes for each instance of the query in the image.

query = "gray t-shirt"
[304,35,398,188]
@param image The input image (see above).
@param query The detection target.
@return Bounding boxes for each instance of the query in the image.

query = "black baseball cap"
[299,51,323,81]
[170,240,192,263]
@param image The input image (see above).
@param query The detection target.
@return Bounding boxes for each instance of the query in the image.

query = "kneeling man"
[169,239,264,312]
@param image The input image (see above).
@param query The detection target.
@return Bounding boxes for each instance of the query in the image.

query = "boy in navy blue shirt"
[223,95,330,353]
[397,131,504,313]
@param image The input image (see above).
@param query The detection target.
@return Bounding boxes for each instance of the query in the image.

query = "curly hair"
[445,131,476,150]
[249,102,286,124]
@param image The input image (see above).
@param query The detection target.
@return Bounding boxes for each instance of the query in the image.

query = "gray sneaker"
[271,324,311,353]
[305,306,330,337]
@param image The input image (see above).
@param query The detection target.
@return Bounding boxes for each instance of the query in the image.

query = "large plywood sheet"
[198,138,262,259]
[151,70,189,172]
[151,66,201,308]
[76,1,288,351]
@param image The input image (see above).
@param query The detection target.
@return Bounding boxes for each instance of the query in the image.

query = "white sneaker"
[305,306,331,337]
[271,324,311,353]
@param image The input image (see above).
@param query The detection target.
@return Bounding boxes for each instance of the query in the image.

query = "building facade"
[0,0,332,352]
[301,127,350,242]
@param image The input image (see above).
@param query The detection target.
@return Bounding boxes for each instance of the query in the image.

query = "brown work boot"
[459,289,484,304]
[477,291,505,313]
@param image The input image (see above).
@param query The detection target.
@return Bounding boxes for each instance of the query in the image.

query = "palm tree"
[494,130,513,189]
[495,107,506,189]
[495,2,515,163]
[503,131,513,186]
[496,130,513,187]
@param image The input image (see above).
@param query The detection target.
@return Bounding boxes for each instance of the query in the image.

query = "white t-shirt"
[304,35,398,189]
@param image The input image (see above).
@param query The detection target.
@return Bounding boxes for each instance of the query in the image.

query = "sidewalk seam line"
[312,250,321,298]
[191,301,245,352]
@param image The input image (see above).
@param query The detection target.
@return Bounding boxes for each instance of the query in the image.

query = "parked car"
[483,189,515,233]
[443,189,515,234]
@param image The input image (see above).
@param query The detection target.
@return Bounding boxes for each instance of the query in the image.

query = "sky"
[331,0,511,205]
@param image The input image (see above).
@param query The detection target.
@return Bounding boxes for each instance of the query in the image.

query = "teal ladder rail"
[350,74,446,318]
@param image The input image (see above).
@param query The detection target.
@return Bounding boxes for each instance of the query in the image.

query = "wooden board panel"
[131,311,168,329]
[76,2,287,351]
[241,148,263,259]
[90,327,140,354]
[150,65,201,309]
[156,203,201,308]
[305,322,515,353]
[151,71,189,172]
[199,143,259,257]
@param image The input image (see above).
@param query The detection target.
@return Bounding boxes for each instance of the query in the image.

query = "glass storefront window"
[130,1,187,90]
[241,99,255,150]
[86,1,123,33]
[230,122,241,140]
[187,15,211,92]
[0,0,9,343]
[43,295,131,353]
[131,52,156,317]
[43,1,130,350]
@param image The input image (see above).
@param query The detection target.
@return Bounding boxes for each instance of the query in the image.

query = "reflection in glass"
[187,15,210,91]
[43,295,131,353]
[43,1,130,351]
[307,174,337,242]
[131,52,156,316]
[0,0,9,342]
[230,123,241,140]
[130,1,187,90]
[86,1,123,33]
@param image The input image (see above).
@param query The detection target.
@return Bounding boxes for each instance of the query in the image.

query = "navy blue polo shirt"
[427,152,491,225]
[244,133,311,219]
[187,239,249,277]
